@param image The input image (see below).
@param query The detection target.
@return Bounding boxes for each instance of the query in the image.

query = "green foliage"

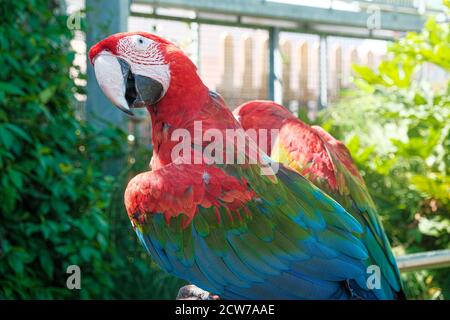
[0,0,118,299]
[0,1,184,299]
[319,7,450,299]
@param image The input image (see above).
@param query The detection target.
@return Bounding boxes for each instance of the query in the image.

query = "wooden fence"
[214,33,380,113]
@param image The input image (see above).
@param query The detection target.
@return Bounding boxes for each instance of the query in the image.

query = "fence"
[213,32,381,111]
[397,249,450,273]
[124,16,386,142]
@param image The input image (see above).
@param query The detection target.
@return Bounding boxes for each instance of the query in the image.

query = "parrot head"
[89,32,198,115]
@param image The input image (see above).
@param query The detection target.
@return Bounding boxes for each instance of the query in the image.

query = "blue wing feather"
[132,163,371,299]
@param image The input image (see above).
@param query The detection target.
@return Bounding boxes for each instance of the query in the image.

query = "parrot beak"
[92,51,164,116]
[93,52,133,115]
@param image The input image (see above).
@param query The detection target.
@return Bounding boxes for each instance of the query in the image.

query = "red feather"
[234,101,340,191]
[124,164,255,227]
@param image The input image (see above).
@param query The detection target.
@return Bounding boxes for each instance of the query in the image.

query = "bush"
[0,0,120,299]
[0,0,184,299]
[319,6,450,299]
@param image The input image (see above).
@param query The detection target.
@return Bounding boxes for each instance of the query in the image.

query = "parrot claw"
[176,285,220,300]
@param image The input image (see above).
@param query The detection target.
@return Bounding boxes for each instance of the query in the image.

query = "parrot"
[88,32,402,300]
[233,100,405,300]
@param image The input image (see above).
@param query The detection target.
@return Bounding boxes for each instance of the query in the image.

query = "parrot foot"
[176,285,220,300]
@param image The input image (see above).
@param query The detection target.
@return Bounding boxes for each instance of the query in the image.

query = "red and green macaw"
[89,32,404,300]
[233,101,404,299]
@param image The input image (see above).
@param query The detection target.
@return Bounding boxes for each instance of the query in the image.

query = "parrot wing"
[125,161,372,300]
[270,120,403,299]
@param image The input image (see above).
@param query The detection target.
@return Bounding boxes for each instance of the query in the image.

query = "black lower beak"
[133,75,164,108]
[118,58,164,111]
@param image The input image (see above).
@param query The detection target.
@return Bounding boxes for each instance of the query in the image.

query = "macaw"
[89,32,403,299]
[233,101,405,299]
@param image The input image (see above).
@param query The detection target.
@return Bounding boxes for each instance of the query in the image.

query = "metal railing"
[136,0,425,35]
[397,249,450,273]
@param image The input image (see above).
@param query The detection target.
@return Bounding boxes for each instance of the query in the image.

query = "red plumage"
[88,32,172,64]
[89,32,257,225]
[234,100,344,192]
[125,163,254,227]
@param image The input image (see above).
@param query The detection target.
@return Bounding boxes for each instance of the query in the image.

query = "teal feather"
[133,162,371,299]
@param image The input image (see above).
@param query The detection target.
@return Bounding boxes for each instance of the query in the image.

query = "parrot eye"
[131,36,150,51]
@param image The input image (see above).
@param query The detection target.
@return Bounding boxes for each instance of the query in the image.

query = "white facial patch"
[117,35,171,97]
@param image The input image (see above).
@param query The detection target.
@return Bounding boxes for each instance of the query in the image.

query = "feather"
[233,100,405,299]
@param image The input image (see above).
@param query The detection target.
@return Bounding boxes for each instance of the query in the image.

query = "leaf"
[0,125,14,149]
[80,247,99,261]
[444,0,450,9]
[7,249,32,275]
[79,219,96,239]
[418,217,450,237]
[7,253,24,275]
[39,250,54,278]
[8,169,23,189]
[4,124,31,143]
[410,174,450,204]
[0,82,24,95]
[352,64,380,84]
[39,86,56,104]
[92,214,109,233]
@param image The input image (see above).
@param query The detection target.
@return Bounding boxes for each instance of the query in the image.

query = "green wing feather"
[130,162,370,299]
[271,124,403,299]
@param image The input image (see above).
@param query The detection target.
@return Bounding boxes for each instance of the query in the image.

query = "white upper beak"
[93,51,133,115]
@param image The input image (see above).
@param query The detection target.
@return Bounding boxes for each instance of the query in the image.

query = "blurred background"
[0,0,448,299]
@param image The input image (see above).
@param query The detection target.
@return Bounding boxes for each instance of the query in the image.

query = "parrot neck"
[147,63,211,169]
